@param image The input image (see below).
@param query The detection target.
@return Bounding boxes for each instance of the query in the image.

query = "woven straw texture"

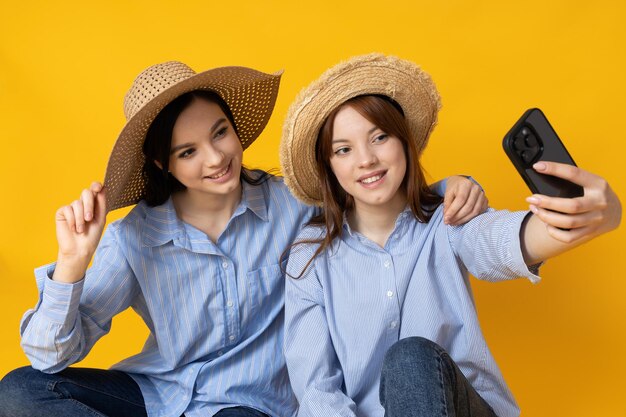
[280,53,441,206]
[104,61,282,211]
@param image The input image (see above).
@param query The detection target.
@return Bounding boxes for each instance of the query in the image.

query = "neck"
[172,182,243,242]
[348,192,407,248]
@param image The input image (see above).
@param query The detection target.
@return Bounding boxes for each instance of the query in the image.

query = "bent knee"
[0,366,53,415]
[384,337,444,363]
[382,337,452,377]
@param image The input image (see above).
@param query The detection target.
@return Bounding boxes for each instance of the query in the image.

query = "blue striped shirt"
[284,205,540,417]
[20,176,314,417]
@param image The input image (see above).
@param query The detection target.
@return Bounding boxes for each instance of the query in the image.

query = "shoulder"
[259,175,315,216]
[107,200,166,243]
[115,200,152,229]
[286,224,327,273]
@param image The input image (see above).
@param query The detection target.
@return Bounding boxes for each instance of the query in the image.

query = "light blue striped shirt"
[284,205,540,417]
[20,176,314,417]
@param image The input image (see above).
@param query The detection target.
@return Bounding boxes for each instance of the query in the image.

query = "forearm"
[520,213,590,265]
[20,265,89,371]
[52,254,91,283]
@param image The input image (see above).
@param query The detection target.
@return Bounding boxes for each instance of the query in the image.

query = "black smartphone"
[503,108,583,198]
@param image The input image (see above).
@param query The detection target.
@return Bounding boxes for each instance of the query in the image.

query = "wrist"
[54,254,90,283]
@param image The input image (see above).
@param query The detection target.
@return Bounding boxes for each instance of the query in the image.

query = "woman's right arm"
[19,183,138,372]
[285,243,358,417]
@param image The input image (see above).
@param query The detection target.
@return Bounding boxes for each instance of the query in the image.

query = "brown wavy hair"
[290,95,443,278]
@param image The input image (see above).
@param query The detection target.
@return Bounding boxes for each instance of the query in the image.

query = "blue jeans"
[0,366,269,417]
[379,337,499,417]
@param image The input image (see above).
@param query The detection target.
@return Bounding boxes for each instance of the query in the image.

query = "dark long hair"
[142,90,270,206]
[291,95,443,278]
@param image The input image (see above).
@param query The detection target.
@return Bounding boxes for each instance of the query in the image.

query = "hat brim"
[280,53,441,206]
[104,66,282,212]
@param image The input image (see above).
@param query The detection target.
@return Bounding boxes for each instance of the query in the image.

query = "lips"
[358,170,386,185]
[204,161,231,180]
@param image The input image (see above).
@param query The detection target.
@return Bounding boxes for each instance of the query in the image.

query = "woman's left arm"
[520,161,622,265]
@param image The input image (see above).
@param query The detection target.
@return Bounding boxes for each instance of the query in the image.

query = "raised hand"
[53,182,107,283]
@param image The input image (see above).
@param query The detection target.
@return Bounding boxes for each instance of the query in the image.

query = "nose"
[201,143,225,168]
[357,145,378,168]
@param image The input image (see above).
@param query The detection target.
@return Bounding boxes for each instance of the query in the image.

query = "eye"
[177,148,195,159]
[214,126,228,139]
[373,133,388,143]
[334,146,351,156]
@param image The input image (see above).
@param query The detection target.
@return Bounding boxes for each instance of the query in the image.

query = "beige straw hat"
[280,53,441,206]
[104,61,282,211]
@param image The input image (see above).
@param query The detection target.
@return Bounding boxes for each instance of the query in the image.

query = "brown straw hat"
[104,61,282,211]
[280,53,441,206]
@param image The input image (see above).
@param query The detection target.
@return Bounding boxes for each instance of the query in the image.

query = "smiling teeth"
[209,166,229,179]
[361,174,382,184]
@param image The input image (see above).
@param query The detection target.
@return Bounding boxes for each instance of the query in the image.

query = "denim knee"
[0,366,52,416]
[381,337,453,383]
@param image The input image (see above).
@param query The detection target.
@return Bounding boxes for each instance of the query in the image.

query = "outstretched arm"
[520,162,621,265]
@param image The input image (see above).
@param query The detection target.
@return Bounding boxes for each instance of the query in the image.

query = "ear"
[153,160,163,170]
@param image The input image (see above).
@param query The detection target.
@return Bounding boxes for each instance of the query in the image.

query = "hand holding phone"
[503,108,584,198]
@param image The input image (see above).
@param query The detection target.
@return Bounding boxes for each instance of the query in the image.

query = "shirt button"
[229,335,235,341]
[390,321,398,328]
[217,350,224,356]
[226,300,234,307]
[222,261,229,269]
[384,260,391,268]
[386,290,393,298]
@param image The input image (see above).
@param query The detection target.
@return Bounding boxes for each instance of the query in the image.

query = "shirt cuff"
[35,263,84,324]
[505,211,542,284]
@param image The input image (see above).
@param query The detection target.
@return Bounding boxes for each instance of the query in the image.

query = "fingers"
[55,182,106,234]
[444,179,486,225]
[94,186,107,224]
[526,194,590,215]
[443,187,468,224]
[544,224,593,244]
[450,186,485,225]
[83,182,104,222]
[533,161,601,188]
[56,205,77,232]
[72,199,86,233]
[528,204,603,231]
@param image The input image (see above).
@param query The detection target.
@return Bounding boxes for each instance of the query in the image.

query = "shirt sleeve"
[284,236,358,417]
[19,222,138,372]
[447,209,541,284]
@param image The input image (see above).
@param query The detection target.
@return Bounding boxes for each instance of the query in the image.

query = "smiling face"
[328,104,407,213]
[166,97,243,200]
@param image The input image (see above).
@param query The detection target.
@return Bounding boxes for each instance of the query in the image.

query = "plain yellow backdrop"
[1,1,624,415]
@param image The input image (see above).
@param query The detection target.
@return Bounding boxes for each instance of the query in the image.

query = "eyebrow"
[170,118,228,155]
[331,125,379,144]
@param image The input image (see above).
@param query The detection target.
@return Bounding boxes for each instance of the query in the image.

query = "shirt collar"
[142,179,269,248]
[341,206,413,240]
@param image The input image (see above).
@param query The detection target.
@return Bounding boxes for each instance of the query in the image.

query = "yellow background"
[1,1,624,415]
